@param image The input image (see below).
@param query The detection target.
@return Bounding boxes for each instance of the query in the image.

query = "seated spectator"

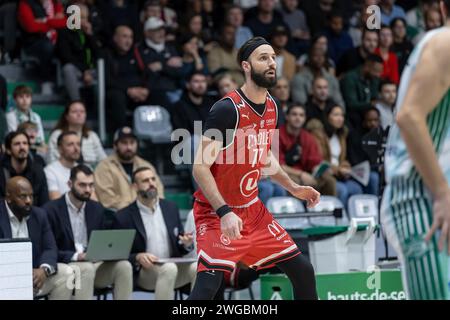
[17,122,47,168]
[181,13,216,54]
[346,107,383,196]
[17,0,67,77]
[304,76,337,125]
[375,80,397,130]
[191,0,220,46]
[216,73,238,97]
[390,17,413,74]
[139,17,183,105]
[0,176,73,300]
[104,25,155,133]
[270,25,296,81]
[296,34,336,75]
[140,0,178,32]
[306,105,363,207]
[340,54,383,130]
[325,11,354,65]
[94,127,164,210]
[47,101,106,168]
[57,3,99,101]
[226,5,253,49]
[348,0,376,48]
[0,132,49,206]
[44,164,133,300]
[244,0,288,40]
[114,167,196,300]
[279,104,337,196]
[179,33,208,88]
[278,0,310,57]
[6,85,45,147]
[171,72,213,134]
[301,0,338,37]
[45,131,81,200]
[337,28,379,77]
[380,0,406,25]
[207,24,244,85]
[405,0,438,42]
[270,77,291,124]
[412,6,443,44]
[292,46,344,107]
[375,25,399,84]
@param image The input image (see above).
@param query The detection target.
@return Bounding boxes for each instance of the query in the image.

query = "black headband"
[238,38,271,64]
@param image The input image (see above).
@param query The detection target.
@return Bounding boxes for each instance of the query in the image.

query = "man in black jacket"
[57,3,99,101]
[104,25,152,134]
[0,131,49,206]
[115,167,196,300]
[0,176,73,299]
[44,164,132,300]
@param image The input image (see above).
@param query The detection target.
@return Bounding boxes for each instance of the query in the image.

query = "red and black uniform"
[193,89,301,274]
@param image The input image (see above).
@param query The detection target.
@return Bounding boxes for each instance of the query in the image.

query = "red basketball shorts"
[193,198,301,274]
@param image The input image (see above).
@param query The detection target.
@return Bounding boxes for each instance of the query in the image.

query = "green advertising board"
[260,269,405,300]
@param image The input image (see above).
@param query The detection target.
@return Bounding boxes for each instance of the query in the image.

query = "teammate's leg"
[276,254,318,300]
[187,270,225,300]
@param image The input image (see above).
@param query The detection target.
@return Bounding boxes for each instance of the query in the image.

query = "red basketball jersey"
[194,90,278,207]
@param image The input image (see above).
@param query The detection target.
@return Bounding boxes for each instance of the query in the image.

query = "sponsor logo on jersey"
[241,112,250,119]
[220,234,231,246]
[236,102,245,109]
[267,220,284,238]
[199,224,207,236]
[239,169,260,197]
[260,120,265,128]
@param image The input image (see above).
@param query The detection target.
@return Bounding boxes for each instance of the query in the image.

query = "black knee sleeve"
[187,270,225,300]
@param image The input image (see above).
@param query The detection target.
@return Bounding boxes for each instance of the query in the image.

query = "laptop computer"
[85,229,136,262]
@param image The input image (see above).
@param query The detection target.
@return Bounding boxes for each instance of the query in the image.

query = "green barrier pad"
[261,270,405,300]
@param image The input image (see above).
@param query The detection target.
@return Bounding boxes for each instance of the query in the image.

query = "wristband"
[215,204,232,218]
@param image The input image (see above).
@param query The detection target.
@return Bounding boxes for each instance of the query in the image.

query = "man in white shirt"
[45,131,81,200]
[44,164,133,300]
[115,167,196,299]
[375,80,397,130]
[0,176,73,299]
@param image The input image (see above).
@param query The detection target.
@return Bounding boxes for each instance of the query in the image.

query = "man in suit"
[0,176,73,300]
[115,167,196,300]
[44,164,133,300]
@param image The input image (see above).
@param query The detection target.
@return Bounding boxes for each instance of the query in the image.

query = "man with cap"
[137,16,183,106]
[270,25,296,81]
[94,126,164,211]
[188,37,320,300]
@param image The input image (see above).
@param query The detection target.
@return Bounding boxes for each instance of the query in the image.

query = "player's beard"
[250,66,277,89]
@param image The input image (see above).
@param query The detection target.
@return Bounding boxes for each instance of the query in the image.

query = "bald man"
[0,177,73,300]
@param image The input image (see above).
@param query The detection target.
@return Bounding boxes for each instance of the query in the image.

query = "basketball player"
[381,0,450,300]
[187,37,320,300]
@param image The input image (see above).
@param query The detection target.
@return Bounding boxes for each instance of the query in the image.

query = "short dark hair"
[4,131,30,151]
[188,70,207,82]
[365,54,384,64]
[70,164,93,182]
[57,131,78,147]
[286,103,306,115]
[362,27,379,38]
[363,106,381,118]
[379,79,397,92]
[13,85,32,98]
[132,167,154,183]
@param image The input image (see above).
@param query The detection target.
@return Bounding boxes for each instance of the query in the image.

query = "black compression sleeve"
[203,98,238,142]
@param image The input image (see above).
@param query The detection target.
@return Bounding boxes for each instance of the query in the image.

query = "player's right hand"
[221,212,243,240]
[425,188,450,253]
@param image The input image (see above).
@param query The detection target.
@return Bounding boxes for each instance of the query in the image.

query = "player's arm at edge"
[395,31,450,249]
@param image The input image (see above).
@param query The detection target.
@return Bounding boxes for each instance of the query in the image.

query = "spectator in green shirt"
[340,54,383,130]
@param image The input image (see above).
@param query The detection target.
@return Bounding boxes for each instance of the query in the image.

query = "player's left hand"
[290,185,320,208]
[179,232,194,247]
